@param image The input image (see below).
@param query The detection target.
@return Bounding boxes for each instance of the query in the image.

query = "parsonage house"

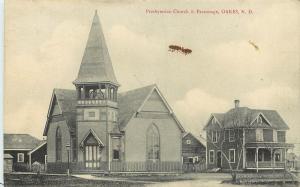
[203,100,294,172]
[4,134,47,172]
[43,11,185,173]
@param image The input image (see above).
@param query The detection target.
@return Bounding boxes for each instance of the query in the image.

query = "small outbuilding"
[182,132,206,172]
[4,134,47,172]
[4,154,13,173]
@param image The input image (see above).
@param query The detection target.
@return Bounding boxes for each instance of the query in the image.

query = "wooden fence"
[47,161,207,173]
[110,161,182,172]
[182,162,206,173]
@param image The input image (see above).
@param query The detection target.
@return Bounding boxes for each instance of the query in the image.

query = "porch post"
[271,148,273,168]
[29,154,32,170]
[242,129,246,169]
[284,148,286,169]
[256,148,258,173]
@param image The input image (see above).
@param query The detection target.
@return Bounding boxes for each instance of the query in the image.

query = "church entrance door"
[84,133,102,169]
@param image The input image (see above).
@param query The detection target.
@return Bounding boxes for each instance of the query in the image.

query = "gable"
[140,89,169,113]
[203,115,222,130]
[43,89,77,136]
[183,133,205,147]
[51,99,62,116]
[250,114,271,128]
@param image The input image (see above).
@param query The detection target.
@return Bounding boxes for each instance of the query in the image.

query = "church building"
[43,11,185,173]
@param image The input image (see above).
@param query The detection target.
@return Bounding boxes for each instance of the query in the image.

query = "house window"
[257,116,263,124]
[186,140,191,144]
[56,127,62,162]
[17,153,24,162]
[277,131,286,142]
[209,150,214,164]
[212,131,218,143]
[146,124,160,161]
[273,130,278,142]
[229,149,235,163]
[256,128,263,142]
[229,129,235,142]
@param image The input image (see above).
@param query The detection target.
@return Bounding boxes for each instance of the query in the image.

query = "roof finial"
[95,9,98,14]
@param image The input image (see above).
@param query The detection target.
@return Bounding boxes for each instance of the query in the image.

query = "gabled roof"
[118,84,157,130]
[80,129,104,148]
[28,141,47,155]
[4,134,43,150]
[183,132,206,147]
[203,106,289,130]
[43,84,185,135]
[43,89,77,136]
[118,84,185,132]
[73,11,119,86]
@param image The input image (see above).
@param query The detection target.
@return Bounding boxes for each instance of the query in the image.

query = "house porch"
[244,142,294,172]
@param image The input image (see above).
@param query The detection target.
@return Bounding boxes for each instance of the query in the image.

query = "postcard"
[3,0,300,186]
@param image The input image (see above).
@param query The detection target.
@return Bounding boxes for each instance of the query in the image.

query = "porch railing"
[246,161,285,168]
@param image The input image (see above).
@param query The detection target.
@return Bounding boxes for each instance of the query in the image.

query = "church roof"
[118,84,156,130]
[43,84,185,135]
[73,11,119,86]
[43,89,77,136]
[4,134,43,150]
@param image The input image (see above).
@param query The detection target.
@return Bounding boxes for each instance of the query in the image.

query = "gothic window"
[146,124,160,161]
[56,127,62,162]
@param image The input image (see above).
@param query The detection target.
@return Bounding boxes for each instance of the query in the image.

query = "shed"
[4,154,13,173]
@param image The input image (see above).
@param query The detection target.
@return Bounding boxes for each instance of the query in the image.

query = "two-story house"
[203,100,294,172]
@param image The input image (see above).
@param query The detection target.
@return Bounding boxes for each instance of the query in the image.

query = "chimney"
[234,99,240,108]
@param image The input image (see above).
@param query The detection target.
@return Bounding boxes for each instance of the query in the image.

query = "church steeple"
[73,10,119,86]
[73,11,119,102]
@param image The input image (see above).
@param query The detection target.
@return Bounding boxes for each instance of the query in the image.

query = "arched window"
[146,124,160,161]
[56,127,62,162]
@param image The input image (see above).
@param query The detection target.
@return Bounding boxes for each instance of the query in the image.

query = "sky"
[4,0,300,153]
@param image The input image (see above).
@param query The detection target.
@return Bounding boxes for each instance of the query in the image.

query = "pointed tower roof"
[73,10,119,86]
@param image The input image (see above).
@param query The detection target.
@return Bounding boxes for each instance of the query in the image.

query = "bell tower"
[73,10,120,169]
